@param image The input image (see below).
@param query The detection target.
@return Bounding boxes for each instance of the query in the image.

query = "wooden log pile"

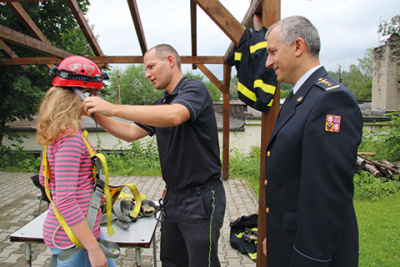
[357,153,400,181]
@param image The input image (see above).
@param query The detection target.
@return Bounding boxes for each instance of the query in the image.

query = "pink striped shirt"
[39,130,101,248]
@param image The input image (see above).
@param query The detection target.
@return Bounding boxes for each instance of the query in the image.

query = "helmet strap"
[72,88,91,101]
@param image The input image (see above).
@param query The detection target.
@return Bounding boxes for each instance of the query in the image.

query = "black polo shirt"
[136,77,221,189]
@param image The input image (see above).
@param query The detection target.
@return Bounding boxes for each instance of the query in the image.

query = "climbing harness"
[43,131,120,265]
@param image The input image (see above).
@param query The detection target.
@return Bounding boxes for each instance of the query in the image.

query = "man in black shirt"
[83,44,226,267]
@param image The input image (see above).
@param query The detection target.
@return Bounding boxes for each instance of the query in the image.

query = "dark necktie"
[285,90,294,104]
[276,90,294,120]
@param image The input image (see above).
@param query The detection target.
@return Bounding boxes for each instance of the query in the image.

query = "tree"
[0,1,93,146]
[379,14,400,36]
[357,48,373,79]
[106,65,163,105]
[347,64,371,101]
[185,71,222,102]
[328,63,372,102]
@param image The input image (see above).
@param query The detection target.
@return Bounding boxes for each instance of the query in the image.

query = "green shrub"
[0,145,41,172]
[229,146,261,195]
[354,170,400,201]
[359,112,400,162]
[105,139,161,176]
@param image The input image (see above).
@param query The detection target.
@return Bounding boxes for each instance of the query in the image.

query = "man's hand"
[263,237,267,256]
[83,96,115,117]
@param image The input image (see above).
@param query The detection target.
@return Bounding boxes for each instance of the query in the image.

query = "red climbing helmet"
[49,55,109,90]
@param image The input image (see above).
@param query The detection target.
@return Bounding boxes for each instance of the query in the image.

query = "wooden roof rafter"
[65,0,104,57]
[0,38,18,58]
[0,24,72,58]
[6,1,50,45]
[190,0,197,70]
[127,0,147,55]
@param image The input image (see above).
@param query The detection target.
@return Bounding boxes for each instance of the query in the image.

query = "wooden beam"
[0,56,62,66]
[222,63,231,180]
[0,39,18,58]
[127,0,147,55]
[65,0,104,57]
[224,0,263,63]
[0,0,42,2]
[0,55,225,65]
[7,2,55,68]
[193,0,244,47]
[6,2,50,44]
[195,63,223,92]
[0,25,71,58]
[190,0,197,70]
[257,1,281,267]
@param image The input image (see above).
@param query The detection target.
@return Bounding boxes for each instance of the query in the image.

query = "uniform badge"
[325,115,341,133]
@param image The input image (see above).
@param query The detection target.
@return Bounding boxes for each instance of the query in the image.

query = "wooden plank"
[0,39,18,58]
[190,0,197,69]
[127,0,148,55]
[257,1,281,266]
[222,63,231,180]
[0,56,62,66]
[224,0,263,62]
[1,0,42,2]
[66,0,104,57]
[7,2,54,68]
[6,2,50,44]
[0,55,225,65]
[193,0,244,46]
[0,25,71,58]
[195,63,223,92]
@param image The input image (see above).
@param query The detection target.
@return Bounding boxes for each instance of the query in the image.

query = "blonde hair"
[35,86,85,145]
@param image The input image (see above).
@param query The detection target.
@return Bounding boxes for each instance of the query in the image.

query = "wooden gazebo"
[0,1,281,265]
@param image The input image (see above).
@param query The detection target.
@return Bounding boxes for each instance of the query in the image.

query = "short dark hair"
[150,44,182,70]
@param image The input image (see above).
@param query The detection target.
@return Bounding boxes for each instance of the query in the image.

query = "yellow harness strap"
[117,183,143,219]
[42,131,114,249]
[81,132,114,236]
[43,148,83,247]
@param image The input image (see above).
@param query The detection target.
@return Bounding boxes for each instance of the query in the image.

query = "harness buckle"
[96,176,105,190]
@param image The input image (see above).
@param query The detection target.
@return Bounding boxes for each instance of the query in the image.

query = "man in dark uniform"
[262,16,363,266]
[83,44,226,267]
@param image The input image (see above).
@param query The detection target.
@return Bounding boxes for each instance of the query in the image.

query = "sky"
[86,0,400,80]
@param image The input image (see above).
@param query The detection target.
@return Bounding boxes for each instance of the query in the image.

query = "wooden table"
[10,211,159,267]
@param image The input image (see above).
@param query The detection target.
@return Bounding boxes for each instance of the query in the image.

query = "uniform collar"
[292,65,322,95]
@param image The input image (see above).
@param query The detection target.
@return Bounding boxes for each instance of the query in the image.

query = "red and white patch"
[325,115,341,133]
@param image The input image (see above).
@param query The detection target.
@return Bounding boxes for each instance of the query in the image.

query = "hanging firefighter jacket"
[231,26,278,113]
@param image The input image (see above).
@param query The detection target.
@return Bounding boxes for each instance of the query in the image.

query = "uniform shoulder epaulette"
[315,76,341,91]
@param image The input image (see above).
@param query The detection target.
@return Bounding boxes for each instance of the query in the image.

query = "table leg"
[25,243,31,267]
[153,234,157,267]
[135,248,141,267]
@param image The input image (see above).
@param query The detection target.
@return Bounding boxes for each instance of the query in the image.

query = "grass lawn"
[355,193,400,266]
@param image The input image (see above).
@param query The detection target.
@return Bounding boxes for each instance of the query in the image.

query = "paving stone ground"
[0,172,258,266]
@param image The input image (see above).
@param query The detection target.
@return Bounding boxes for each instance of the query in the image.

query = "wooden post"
[222,63,231,180]
[256,1,280,266]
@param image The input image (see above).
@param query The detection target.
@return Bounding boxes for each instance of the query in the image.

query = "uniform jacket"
[265,67,363,267]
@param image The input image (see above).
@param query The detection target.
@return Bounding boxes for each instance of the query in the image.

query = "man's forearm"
[111,104,189,127]
[90,114,145,142]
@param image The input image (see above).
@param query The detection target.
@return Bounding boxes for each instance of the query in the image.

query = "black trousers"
[160,179,226,267]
